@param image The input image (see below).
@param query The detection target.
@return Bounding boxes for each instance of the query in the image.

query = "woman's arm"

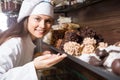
[0,62,38,80]
[0,38,38,80]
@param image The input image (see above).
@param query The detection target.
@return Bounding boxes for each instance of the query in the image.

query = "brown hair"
[0,17,29,45]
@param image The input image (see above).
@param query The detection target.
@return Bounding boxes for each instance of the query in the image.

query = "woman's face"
[27,14,54,40]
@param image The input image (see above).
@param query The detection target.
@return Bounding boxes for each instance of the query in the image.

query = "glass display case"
[40,42,120,80]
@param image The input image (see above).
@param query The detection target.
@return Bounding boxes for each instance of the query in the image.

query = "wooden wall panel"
[67,0,120,44]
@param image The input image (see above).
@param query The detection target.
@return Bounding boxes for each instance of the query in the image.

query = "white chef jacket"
[0,35,38,80]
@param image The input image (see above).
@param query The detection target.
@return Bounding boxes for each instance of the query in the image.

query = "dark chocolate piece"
[112,59,120,75]
[89,56,103,66]
[95,49,108,59]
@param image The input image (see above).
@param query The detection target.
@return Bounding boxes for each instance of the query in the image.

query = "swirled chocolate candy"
[95,49,108,59]
[112,59,120,75]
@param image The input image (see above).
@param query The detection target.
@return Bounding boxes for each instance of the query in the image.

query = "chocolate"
[64,30,82,43]
[51,29,66,46]
[78,26,104,44]
[55,39,63,49]
[89,56,103,66]
[59,29,83,50]
[54,26,104,51]
[112,59,120,75]
[95,49,108,59]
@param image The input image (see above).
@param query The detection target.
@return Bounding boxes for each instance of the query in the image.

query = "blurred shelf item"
[0,0,22,13]
[54,0,104,13]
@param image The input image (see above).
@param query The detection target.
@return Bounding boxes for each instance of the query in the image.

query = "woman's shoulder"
[1,37,23,46]
[8,37,22,43]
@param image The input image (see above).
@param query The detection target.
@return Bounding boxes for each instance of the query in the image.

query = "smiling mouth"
[36,29,46,34]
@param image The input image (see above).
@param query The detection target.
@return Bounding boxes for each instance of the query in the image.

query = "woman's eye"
[45,19,53,24]
[35,18,41,21]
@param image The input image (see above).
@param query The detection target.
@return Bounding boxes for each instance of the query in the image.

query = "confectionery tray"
[41,42,120,80]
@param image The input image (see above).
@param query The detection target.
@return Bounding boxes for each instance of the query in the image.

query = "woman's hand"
[33,51,51,58]
[33,51,67,70]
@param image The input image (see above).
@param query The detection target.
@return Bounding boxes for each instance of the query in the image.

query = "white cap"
[17,0,54,23]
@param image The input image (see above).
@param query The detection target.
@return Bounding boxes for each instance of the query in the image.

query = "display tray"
[41,42,120,80]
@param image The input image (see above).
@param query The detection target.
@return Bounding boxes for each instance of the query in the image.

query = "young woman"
[0,0,67,80]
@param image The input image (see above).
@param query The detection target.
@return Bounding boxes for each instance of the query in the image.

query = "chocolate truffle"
[112,59,120,75]
[95,49,108,59]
